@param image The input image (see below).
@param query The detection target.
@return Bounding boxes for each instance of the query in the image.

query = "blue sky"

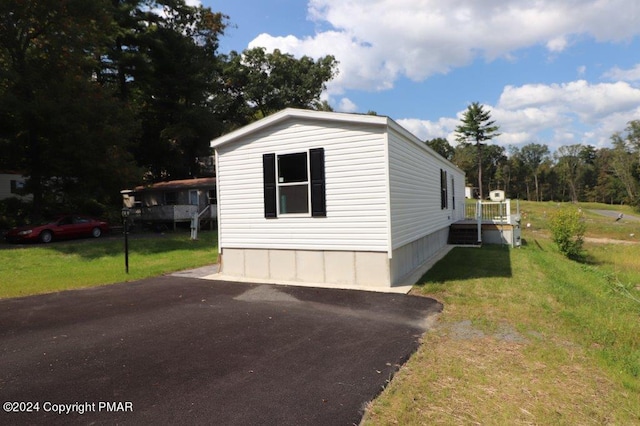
[199,0,640,152]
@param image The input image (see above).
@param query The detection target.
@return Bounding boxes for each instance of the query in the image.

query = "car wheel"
[40,230,53,243]
[91,227,102,238]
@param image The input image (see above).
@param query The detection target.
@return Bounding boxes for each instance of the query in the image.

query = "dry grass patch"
[362,213,640,424]
[364,325,628,425]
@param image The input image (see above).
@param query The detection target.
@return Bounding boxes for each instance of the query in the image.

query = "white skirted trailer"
[210,108,465,292]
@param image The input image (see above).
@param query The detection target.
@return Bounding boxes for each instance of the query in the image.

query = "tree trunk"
[534,173,540,202]
[27,127,44,220]
[477,141,483,200]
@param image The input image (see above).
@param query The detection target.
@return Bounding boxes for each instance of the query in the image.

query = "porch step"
[448,225,481,245]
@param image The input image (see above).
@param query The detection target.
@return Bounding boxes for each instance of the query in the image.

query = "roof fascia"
[210,108,387,149]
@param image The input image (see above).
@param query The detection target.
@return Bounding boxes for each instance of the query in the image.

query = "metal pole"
[124,217,129,274]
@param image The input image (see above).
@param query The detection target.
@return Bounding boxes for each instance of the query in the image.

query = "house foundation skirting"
[390,227,449,285]
[219,248,391,289]
[217,228,451,291]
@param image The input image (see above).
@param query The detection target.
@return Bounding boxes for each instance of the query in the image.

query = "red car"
[5,215,110,244]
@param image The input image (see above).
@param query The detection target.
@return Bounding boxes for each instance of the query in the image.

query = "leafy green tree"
[0,0,138,217]
[624,119,640,154]
[504,146,525,199]
[426,137,454,160]
[222,47,338,121]
[592,148,627,204]
[609,123,640,206]
[483,144,507,191]
[452,143,477,188]
[554,144,584,202]
[452,141,506,197]
[519,143,550,201]
[0,0,339,216]
[537,159,556,201]
[454,102,500,199]
[95,0,230,182]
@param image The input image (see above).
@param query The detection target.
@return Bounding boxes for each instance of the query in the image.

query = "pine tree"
[454,102,501,200]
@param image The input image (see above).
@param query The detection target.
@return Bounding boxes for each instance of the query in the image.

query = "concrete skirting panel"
[390,228,449,285]
[219,248,391,290]
[217,228,452,292]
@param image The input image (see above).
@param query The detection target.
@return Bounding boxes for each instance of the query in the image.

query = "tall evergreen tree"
[454,102,500,199]
[0,0,138,217]
[0,0,340,217]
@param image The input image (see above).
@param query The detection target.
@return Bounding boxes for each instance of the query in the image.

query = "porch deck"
[449,200,521,247]
[131,204,217,230]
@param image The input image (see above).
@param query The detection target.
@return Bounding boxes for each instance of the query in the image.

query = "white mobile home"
[0,172,32,202]
[210,108,465,291]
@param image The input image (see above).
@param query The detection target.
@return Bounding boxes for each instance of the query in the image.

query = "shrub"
[0,198,32,230]
[549,207,586,258]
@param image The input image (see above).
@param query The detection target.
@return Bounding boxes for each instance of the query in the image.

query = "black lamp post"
[121,207,130,274]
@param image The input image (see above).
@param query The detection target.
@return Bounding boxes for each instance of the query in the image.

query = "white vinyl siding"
[0,174,32,201]
[387,126,465,250]
[216,118,390,252]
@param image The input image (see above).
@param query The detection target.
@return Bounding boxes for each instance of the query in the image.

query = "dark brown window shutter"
[263,153,277,218]
[310,148,326,217]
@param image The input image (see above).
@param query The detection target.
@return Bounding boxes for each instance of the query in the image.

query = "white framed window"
[277,151,310,215]
[263,148,326,218]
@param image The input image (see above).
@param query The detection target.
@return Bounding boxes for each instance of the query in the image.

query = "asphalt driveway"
[589,209,640,221]
[0,276,442,425]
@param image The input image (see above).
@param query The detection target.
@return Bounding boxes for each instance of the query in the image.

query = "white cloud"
[497,80,640,124]
[397,117,459,143]
[603,64,640,82]
[577,65,586,77]
[248,0,640,95]
[396,80,640,152]
[337,97,357,112]
[241,0,640,152]
[546,36,568,52]
[496,81,640,149]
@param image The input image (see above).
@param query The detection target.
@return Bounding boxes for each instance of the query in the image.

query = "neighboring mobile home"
[0,172,32,202]
[210,108,465,291]
[123,177,217,230]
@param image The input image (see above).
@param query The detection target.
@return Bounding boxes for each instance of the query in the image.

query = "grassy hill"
[363,201,640,424]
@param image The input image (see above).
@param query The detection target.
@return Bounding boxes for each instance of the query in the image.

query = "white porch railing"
[141,204,198,221]
[464,199,521,244]
[465,200,512,223]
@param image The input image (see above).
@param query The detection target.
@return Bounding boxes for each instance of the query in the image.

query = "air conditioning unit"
[489,190,505,202]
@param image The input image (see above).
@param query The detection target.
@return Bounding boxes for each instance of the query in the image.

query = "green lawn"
[0,231,218,299]
[363,202,640,424]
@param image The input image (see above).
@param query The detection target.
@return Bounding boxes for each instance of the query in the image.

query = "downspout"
[476,199,482,244]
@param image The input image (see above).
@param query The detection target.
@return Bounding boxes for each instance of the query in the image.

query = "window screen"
[277,152,309,214]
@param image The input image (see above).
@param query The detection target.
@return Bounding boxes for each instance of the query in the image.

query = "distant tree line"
[0,0,337,220]
[427,119,640,208]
